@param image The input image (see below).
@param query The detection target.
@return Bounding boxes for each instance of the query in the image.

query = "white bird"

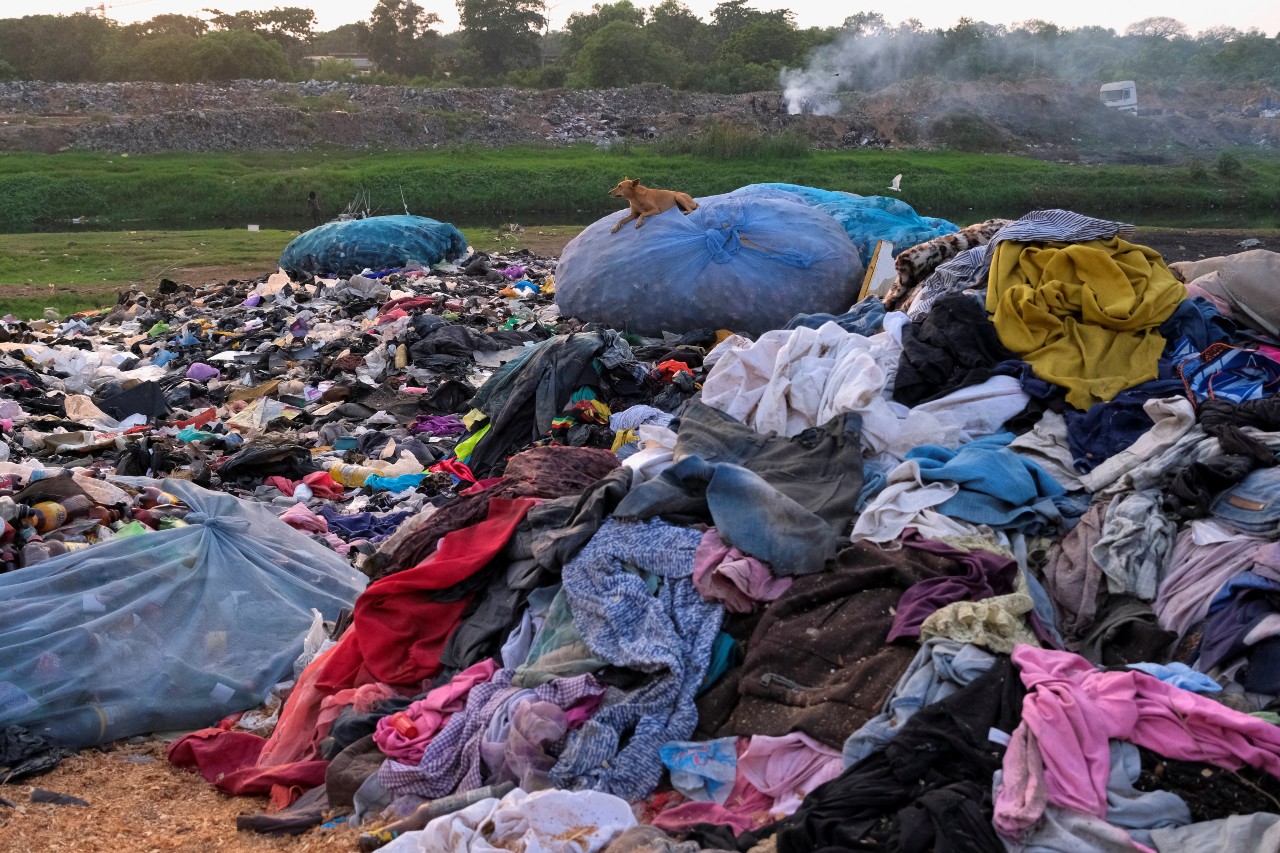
[887,174,902,192]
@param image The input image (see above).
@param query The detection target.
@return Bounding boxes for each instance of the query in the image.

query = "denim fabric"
[1211,467,1280,534]
[784,296,887,337]
[671,399,865,534]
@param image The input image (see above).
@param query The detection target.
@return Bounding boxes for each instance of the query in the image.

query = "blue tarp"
[279,214,468,278]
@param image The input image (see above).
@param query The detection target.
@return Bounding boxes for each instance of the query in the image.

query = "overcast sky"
[14,0,1280,38]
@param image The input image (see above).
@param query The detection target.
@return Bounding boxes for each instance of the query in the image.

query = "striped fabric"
[905,210,1135,320]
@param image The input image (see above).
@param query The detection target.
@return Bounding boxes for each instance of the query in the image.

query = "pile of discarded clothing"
[5,207,1280,853]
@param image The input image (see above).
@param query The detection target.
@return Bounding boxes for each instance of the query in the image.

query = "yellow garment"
[986,237,1186,410]
[610,428,637,452]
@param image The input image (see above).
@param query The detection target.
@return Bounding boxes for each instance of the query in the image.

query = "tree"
[0,14,116,82]
[456,0,547,80]
[364,0,441,76]
[1124,17,1187,39]
[719,16,803,66]
[1197,25,1242,44]
[128,14,207,39]
[570,20,680,87]
[564,1,645,56]
[310,23,372,55]
[190,29,292,80]
[841,11,885,36]
[646,0,713,63]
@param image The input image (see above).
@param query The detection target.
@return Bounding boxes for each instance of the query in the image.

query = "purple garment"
[692,528,792,613]
[378,668,605,799]
[481,699,569,792]
[886,530,1018,643]
[185,362,221,382]
[1156,529,1260,638]
[410,414,466,437]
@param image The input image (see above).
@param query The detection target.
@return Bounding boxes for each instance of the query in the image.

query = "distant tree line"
[0,4,1277,92]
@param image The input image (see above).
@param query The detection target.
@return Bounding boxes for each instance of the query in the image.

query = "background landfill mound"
[0,79,1276,159]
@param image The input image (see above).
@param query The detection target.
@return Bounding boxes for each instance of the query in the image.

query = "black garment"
[893,294,1017,407]
[215,443,317,486]
[1198,397,1280,467]
[237,784,329,835]
[690,658,1022,853]
[1073,594,1177,666]
[96,380,171,421]
[528,467,633,574]
[466,331,624,477]
[0,725,76,783]
[1164,454,1257,521]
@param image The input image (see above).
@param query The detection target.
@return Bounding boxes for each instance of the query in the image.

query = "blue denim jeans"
[1211,467,1280,534]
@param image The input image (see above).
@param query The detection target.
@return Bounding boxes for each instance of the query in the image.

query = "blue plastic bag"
[0,478,367,748]
[748,183,959,260]
[555,189,864,336]
[280,214,467,278]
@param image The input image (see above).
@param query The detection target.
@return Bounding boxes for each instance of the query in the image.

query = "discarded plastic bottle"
[357,782,517,852]
[31,495,93,533]
[329,463,377,488]
[138,486,181,508]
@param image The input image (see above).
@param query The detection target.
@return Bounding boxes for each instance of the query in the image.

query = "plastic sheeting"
[749,183,959,260]
[0,478,367,748]
[279,215,468,278]
[555,188,864,337]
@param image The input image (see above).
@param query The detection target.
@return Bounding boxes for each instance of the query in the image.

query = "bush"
[1186,158,1207,180]
[927,112,1008,152]
[656,122,811,160]
[1215,150,1244,178]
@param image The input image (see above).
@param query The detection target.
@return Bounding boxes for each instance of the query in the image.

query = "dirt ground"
[0,741,360,853]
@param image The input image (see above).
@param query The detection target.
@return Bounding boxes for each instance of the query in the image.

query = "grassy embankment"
[0,141,1276,318]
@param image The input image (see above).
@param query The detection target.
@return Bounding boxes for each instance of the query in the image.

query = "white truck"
[1099,81,1138,113]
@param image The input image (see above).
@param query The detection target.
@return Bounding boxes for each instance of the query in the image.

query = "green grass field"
[2,145,1277,232]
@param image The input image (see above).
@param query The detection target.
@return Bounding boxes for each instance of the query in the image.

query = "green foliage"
[1216,150,1244,178]
[2,148,1280,236]
[719,16,804,65]
[565,1,647,56]
[0,57,16,81]
[570,21,681,88]
[456,0,547,80]
[655,122,811,159]
[1186,159,1208,180]
[364,0,441,77]
[189,30,293,81]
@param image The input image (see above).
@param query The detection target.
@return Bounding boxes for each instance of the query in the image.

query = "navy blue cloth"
[1064,378,1186,474]
[1160,296,1236,355]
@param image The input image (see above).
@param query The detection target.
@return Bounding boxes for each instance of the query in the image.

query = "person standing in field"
[308,191,323,227]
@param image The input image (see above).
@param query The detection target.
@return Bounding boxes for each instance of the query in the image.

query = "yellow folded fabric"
[987,237,1186,409]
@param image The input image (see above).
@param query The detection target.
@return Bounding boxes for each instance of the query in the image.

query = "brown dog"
[608,178,698,233]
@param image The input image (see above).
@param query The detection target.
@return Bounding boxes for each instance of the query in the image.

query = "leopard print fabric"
[882,218,1012,311]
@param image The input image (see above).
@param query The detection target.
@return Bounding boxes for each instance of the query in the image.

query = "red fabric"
[265,475,296,496]
[462,477,504,495]
[656,360,693,382]
[430,458,478,484]
[302,470,345,499]
[168,728,328,810]
[379,296,437,315]
[316,497,538,690]
[174,408,218,429]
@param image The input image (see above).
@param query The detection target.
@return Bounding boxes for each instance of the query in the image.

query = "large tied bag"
[0,478,367,748]
[555,191,864,336]
[280,214,467,278]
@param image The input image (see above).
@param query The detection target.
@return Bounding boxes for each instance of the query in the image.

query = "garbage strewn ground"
[3,188,1280,853]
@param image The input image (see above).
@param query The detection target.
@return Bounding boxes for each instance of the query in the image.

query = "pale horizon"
[9,0,1280,41]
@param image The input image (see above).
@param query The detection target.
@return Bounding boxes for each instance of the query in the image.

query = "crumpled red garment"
[302,470,345,499]
[655,360,694,382]
[315,496,538,690]
[168,729,328,811]
[430,458,478,484]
